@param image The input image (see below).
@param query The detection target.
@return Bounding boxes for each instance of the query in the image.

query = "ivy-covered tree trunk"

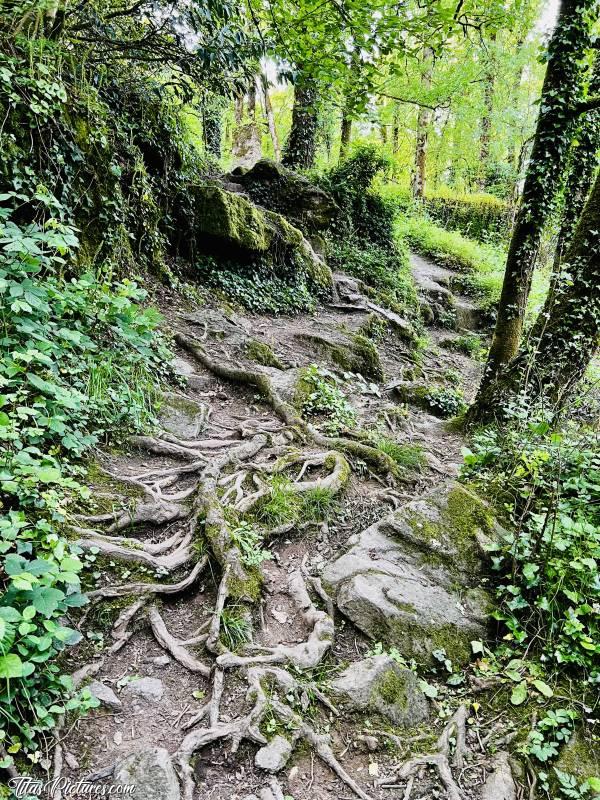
[202,96,223,160]
[339,113,352,159]
[470,0,596,421]
[518,166,600,408]
[549,53,600,281]
[283,76,319,170]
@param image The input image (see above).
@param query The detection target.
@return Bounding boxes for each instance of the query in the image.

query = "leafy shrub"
[424,192,511,243]
[321,145,394,247]
[297,365,356,434]
[0,202,170,763]
[326,236,417,313]
[462,415,600,676]
[195,255,316,314]
[424,386,467,418]
[441,334,488,360]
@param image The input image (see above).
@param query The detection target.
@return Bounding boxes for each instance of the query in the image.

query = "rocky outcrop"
[179,183,332,295]
[330,655,429,727]
[323,484,503,664]
[226,158,338,233]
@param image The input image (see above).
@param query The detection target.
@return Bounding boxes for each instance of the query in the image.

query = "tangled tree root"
[175,333,399,476]
[378,704,468,800]
[72,333,397,800]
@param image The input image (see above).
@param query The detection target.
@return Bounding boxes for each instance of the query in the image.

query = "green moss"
[375,670,409,707]
[444,485,495,548]
[227,568,262,602]
[555,730,600,784]
[196,184,270,251]
[245,339,284,369]
[383,616,473,665]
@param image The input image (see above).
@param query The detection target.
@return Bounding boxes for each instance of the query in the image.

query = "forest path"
[60,259,496,800]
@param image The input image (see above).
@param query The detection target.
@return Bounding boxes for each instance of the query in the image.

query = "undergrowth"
[0,200,171,766]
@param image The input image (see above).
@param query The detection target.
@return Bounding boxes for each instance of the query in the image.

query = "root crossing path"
[57,259,516,800]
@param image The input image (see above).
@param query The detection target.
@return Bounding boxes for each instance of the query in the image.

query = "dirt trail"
[60,254,491,800]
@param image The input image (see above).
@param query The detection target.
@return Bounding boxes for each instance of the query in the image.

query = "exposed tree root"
[217,569,333,670]
[87,556,207,600]
[175,333,398,476]
[148,606,211,675]
[378,704,468,800]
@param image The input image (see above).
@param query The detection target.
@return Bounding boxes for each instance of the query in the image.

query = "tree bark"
[282,76,319,170]
[471,0,596,419]
[411,47,433,200]
[258,74,280,161]
[340,110,352,160]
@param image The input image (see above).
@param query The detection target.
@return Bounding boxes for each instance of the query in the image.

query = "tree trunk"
[412,107,431,199]
[339,110,352,160]
[258,74,280,161]
[470,0,596,420]
[282,76,319,170]
[202,96,223,160]
[478,35,496,190]
[392,105,400,154]
[525,169,600,406]
[232,86,262,167]
[411,48,433,200]
[550,54,600,281]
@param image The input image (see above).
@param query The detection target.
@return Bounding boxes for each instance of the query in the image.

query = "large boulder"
[330,655,429,727]
[323,484,502,664]
[227,159,338,233]
[177,183,332,295]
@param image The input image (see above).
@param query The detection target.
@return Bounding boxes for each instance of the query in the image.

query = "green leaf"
[30,587,65,617]
[511,681,528,706]
[0,654,23,679]
[532,680,553,698]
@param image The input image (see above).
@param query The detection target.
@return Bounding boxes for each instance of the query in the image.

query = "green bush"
[462,414,600,676]
[195,255,316,314]
[0,200,171,763]
[424,192,511,243]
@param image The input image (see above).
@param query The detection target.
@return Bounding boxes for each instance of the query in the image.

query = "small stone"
[254,735,292,773]
[112,746,180,800]
[148,655,171,667]
[271,608,288,624]
[64,752,79,770]
[125,677,164,702]
[113,731,123,745]
[88,680,122,711]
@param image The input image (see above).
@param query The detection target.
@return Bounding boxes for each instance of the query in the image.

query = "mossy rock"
[322,483,503,665]
[331,655,429,727]
[159,391,205,439]
[226,158,338,233]
[295,331,383,381]
[188,183,333,295]
[245,339,285,369]
[554,729,600,786]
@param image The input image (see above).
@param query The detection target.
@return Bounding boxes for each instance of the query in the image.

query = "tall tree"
[490,164,600,413]
[412,46,434,200]
[282,75,319,169]
[471,0,599,420]
[478,34,497,188]
[258,73,281,160]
